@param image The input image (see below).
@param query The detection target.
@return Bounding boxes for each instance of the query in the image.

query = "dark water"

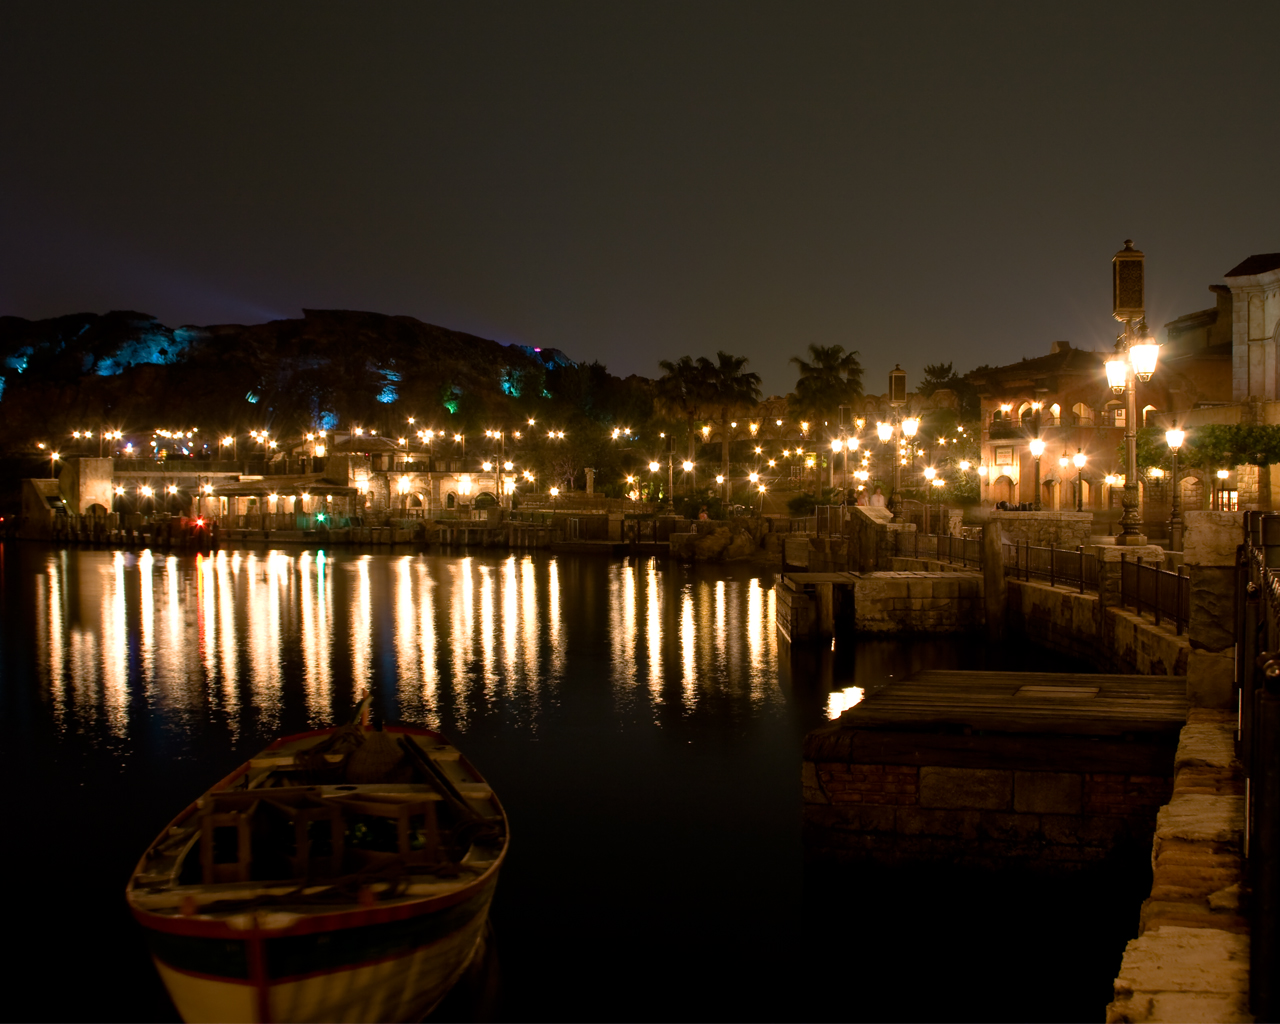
[0,543,1141,1022]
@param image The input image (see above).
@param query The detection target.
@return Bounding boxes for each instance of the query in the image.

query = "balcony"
[988,421,1025,441]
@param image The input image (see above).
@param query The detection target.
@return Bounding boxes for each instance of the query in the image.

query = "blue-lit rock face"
[0,307,615,446]
[501,367,523,397]
[376,367,402,404]
[92,319,191,376]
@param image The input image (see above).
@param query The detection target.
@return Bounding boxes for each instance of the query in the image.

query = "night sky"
[3,2,1278,396]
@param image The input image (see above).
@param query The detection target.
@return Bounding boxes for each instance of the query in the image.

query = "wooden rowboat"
[127,705,507,1023]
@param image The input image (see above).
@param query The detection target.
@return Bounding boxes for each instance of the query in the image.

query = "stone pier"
[1106,709,1249,1022]
[803,671,1188,871]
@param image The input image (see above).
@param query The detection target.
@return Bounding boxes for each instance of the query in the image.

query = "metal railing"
[932,533,983,568]
[1239,512,1280,1019]
[1118,554,1190,635]
[1002,540,1097,594]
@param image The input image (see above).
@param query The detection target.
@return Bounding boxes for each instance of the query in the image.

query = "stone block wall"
[991,510,1093,548]
[1109,608,1191,677]
[1004,575,1192,680]
[775,576,816,642]
[805,760,1170,871]
[1106,709,1249,1023]
[852,571,983,633]
[1006,578,1101,661]
[843,507,916,572]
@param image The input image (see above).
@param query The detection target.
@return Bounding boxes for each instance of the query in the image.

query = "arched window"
[446,493,456,509]
[1048,403,1061,426]
[1142,404,1158,427]
[1072,403,1094,426]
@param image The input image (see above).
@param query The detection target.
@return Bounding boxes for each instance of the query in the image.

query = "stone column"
[983,523,1005,642]
[1182,511,1244,708]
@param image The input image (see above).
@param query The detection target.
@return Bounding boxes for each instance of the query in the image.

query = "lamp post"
[1166,429,1184,551]
[666,449,675,514]
[877,417,919,519]
[1059,452,1069,510]
[1216,468,1230,511]
[1072,448,1086,512]
[1106,240,1160,544]
[1029,438,1045,511]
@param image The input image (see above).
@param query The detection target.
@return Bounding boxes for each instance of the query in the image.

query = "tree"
[656,356,710,460]
[699,351,762,502]
[788,344,863,427]
[1134,423,1280,510]
[922,361,982,420]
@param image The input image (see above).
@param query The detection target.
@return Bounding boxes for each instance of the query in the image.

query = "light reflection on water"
[29,548,784,746]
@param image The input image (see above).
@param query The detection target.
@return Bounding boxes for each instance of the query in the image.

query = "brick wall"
[805,760,1171,871]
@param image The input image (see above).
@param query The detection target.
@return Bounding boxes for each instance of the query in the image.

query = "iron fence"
[1240,512,1280,1018]
[933,533,983,568]
[1118,553,1190,635]
[1002,540,1097,594]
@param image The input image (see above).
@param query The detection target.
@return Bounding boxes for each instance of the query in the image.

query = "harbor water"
[0,544,1143,1022]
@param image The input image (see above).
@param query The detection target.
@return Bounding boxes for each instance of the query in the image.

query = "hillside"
[0,309,647,447]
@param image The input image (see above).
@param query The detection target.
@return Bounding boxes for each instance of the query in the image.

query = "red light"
[196,517,205,527]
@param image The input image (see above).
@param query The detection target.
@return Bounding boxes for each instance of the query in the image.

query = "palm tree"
[789,344,863,429]
[699,351,762,503]
[656,356,710,461]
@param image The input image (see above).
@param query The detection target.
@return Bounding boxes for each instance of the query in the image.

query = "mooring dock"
[804,670,1188,870]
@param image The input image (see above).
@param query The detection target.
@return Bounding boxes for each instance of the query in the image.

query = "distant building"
[969,329,1231,514]
[968,250,1280,517]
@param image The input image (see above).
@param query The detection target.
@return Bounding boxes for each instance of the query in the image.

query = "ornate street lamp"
[1072,449,1087,512]
[1107,240,1160,543]
[1166,428,1185,551]
[1029,438,1045,511]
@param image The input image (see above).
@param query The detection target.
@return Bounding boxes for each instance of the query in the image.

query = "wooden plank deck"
[783,572,860,584]
[807,670,1189,774]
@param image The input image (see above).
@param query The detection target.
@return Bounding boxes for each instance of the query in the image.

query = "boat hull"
[129,724,506,1024]
[142,879,496,1024]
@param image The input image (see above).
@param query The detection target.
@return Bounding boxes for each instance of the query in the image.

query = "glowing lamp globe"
[1130,342,1160,381]
[1165,428,1185,451]
[1029,439,1046,458]
[876,422,893,443]
[902,418,920,438]
[1105,359,1128,392]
